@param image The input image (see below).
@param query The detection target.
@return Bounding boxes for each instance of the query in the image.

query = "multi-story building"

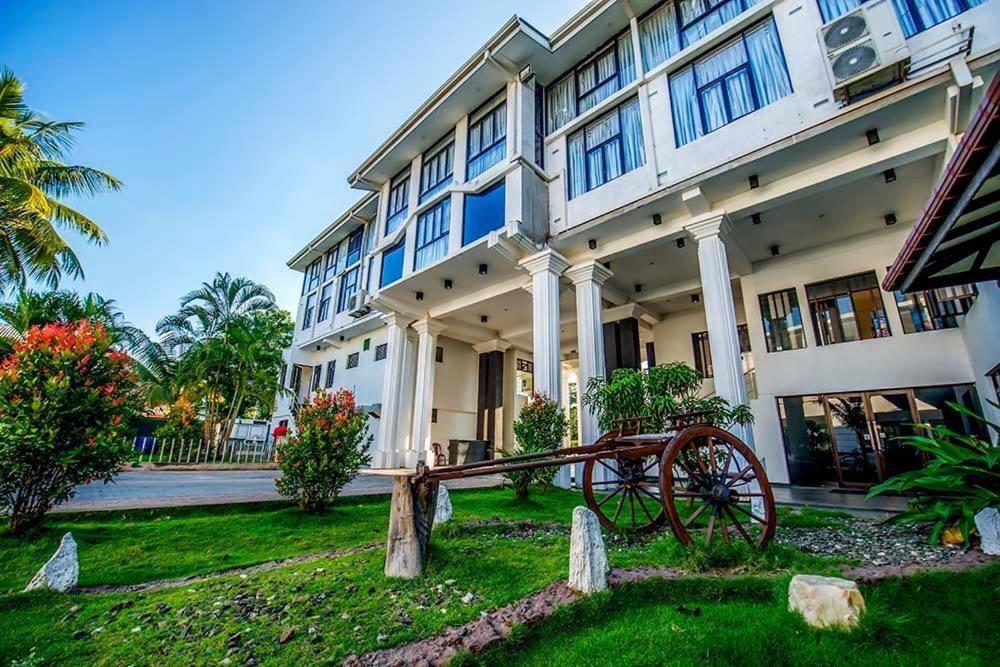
[273,0,1000,493]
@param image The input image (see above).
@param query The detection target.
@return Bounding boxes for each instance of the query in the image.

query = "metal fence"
[131,436,277,465]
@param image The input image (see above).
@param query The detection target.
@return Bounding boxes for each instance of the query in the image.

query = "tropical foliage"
[868,402,1000,545]
[0,68,120,291]
[153,397,204,445]
[156,273,291,446]
[0,320,143,534]
[275,389,372,513]
[581,362,753,434]
[505,392,568,500]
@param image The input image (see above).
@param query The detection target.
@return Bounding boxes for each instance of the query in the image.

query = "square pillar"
[373,312,414,468]
[520,249,571,486]
[406,319,447,467]
[565,260,613,485]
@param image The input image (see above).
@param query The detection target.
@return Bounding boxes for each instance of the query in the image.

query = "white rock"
[788,574,866,630]
[568,506,609,594]
[974,507,1000,555]
[461,592,474,604]
[25,532,79,593]
[435,484,453,523]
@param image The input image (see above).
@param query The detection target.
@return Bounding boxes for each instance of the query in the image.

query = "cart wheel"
[583,451,666,534]
[659,426,776,549]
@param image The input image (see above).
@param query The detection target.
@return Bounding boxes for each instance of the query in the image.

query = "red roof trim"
[884,73,1000,291]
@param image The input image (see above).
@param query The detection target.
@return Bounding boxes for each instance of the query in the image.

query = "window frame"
[575,42,622,113]
[346,352,360,369]
[375,343,388,361]
[567,97,644,198]
[344,227,363,268]
[317,282,333,322]
[379,239,406,288]
[466,90,507,177]
[302,293,317,330]
[758,287,806,353]
[691,324,750,378]
[324,360,336,389]
[323,247,339,282]
[806,271,891,346]
[414,199,451,270]
[419,133,455,203]
[677,0,757,47]
[302,259,321,295]
[311,364,322,392]
[893,284,977,334]
[336,266,360,313]
[816,0,983,38]
[385,168,410,235]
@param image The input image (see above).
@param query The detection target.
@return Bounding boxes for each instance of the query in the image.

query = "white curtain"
[620,98,645,173]
[567,132,587,199]
[670,67,702,147]
[618,31,636,84]
[639,1,680,72]
[745,19,792,108]
[546,76,575,134]
[414,199,451,269]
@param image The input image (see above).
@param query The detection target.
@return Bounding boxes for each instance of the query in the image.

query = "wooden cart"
[384,411,776,578]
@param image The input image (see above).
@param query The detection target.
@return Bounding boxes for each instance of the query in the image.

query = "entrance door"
[867,390,922,479]
[824,394,880,486]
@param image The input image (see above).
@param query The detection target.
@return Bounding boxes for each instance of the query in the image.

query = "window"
[279,362,288,388]
[516,359,534,394]
[302,293,317,329]
[691,325,750,378]
[462,181,505,246]
[324,360,336,389]
[345,228,363,268]
[894,284,977,334]
[419,134,454,203]
[380,240,405,288]
[346,352,359,369]
[436,346,444,363]
[806,271,890,346]
[363,338,371,351]
[302,259,321,295]
[669,18,791,147]
[290,365,302,394]
[375,343,388,361]
[567,97,645,199]
[311,364,322,391]
[467,91,507,179]
[386,170,410,235]
[337,267,359,313]
[759,288,806,352]
[816,0,987,38]
[323,248,338,282]
[414,199,450,270]
[989,364,1000,402]
[317,283,333,322]
[431,408,438,423]
[546,30,636,133]
[678,0,760,47]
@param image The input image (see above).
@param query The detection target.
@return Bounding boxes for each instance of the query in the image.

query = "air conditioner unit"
[818,0,910,103]
[347,289,371,319]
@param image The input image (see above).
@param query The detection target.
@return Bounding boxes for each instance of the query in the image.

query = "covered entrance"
[778,384,984,487]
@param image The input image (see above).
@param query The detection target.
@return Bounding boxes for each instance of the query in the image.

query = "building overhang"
[287,192,379,272]
[885,74,1000,292]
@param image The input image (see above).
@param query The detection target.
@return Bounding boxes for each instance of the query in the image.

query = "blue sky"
[1,0,580,335]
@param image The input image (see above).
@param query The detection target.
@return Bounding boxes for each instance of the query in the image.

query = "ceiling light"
[634,284,642,293]
[652,213,662,226]
[415,291,424,301]
[676,238,686,249]
[866,128,880,145]
[883,168,896,183]
[770,244,780,256]
[751,213,762,225]
[884,213,897,226]
[588,239,597,250]
[749,174,759,189]
[444,279,453,290]
[478,263,488,276]
[690,294,700,303]
[480,315,488,324]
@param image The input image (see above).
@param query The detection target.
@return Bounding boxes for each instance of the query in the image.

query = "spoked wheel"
[659,426,776,549]
[583,449,666,534]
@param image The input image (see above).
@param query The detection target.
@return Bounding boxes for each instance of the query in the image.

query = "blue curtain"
[620,98,645,172]
[639,1,680,72]
[745,19,792,107]
[816,0,862,22]
[567,132,586,199]
[669,67,702,146]
[818,0,982,37]
[914,0,970,31]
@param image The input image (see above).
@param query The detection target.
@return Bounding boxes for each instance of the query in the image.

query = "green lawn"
[0,487,990,666]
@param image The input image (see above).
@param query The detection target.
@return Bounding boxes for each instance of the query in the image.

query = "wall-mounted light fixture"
[478,263,488,276]
[415,291,424,301]
[444,279,453,290]
[883,168,896,183]
[749,174,759,189]
[676,238,686,249]
[634,284,642,294]
[588,239,597,250]
[866,128,880,145]
[751,213,762,225]
[480,315,489,324]
[690,294,700,303]
[652,213,662,226]
[884,212,897,226]
[769,244,780,256]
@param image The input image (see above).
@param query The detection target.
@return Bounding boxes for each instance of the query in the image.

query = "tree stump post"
[384,462,439,578]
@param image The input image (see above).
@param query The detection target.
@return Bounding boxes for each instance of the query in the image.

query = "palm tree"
[0,68,121,291]
[156,272,277,353]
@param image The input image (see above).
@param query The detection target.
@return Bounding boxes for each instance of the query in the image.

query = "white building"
[273,0,1000,493]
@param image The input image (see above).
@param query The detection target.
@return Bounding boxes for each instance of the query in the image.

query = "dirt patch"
[842,549,997,584]
[77,543,381,594]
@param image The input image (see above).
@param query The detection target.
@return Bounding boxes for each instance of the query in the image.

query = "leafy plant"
[275,389,372,514]
[867,401,999,545]
[581,362,753,434]
[154,397,204,445]
[504,392,568,500]
[0,320,143,534]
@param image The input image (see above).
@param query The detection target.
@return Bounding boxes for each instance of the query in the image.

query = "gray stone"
[568,506,608,594]
[975,507,1000,555]
[435,484,453,524]
[25,532,78,593]
[788,574,866,629]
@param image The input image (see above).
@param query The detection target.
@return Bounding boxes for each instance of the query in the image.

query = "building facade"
[273,0,1000,490]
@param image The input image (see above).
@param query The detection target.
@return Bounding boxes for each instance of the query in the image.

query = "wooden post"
[384,463,439,579]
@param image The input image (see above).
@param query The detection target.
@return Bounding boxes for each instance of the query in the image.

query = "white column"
[407,319,447,467]
[398,329,418,454]
[685,215,754,447]
[520,249,571,486]
[373,312,414,468]
[565,260,613,485]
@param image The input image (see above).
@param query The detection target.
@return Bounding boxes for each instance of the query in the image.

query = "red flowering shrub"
[0,321,143,534]
[275,389,371,514]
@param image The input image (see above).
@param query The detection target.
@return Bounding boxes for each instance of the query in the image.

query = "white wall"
[430,335,479,447]
[961,280,1000,440]
[651,302,749,396]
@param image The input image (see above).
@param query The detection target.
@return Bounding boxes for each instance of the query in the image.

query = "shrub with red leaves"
[275,389,372,514]
[0,320,143,534]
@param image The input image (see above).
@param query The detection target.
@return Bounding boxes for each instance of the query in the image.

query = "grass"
[464,565,1000,666]
[0,487,974,665]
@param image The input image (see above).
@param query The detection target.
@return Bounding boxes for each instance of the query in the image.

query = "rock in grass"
[25,533,78,593]
[788,575,866,629]
[279,627,295,645]
[974,508,1000,555]
[568,506,608,594]
[435,484,453,524]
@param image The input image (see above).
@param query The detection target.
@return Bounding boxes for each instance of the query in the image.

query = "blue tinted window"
[463,182,506,246]
[380,240,405,288]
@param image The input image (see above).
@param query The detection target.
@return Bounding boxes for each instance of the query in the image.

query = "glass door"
[823,394,879,486]
[866,390,921,480]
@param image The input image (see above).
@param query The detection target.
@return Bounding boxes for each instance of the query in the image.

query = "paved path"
[57,469,503,512]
